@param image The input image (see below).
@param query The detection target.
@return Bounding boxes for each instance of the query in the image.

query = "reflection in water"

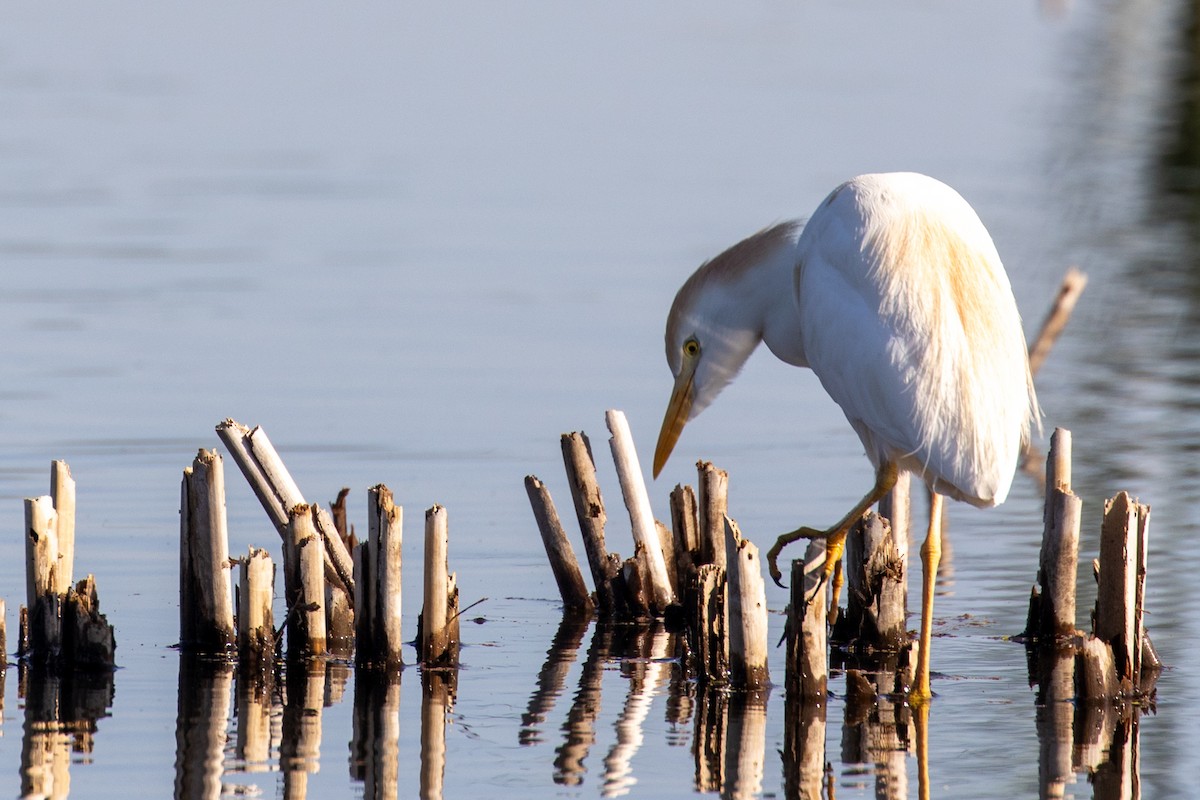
[19,666,114,800]
[234,661,277,773]
[783,688,827,800]
[839,670,912,800]
[552,621,614,785]
[281,656,327,800]
[351,670,402,800]
[519,610,590,746]
[1027,644,1148,799]
[602,623,673,798]
[526,616,775,798]
[420,667,458,800]
[173,656,234,800]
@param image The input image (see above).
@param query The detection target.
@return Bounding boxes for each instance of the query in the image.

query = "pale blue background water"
[0,2,1197,797]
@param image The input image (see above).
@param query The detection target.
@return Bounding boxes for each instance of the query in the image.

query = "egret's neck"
[751,235,809,368]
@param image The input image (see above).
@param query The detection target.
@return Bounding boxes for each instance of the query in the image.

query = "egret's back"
[796,173,1039,506]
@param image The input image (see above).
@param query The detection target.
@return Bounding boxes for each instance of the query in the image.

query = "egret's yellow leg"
[765,461,900,594]
[914,699,931,800]
[910,491,943,703]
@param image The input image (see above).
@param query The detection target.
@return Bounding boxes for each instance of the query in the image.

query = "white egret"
[651,172,1039,701]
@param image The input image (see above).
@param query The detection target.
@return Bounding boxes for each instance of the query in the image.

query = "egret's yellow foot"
[766,525,824,587]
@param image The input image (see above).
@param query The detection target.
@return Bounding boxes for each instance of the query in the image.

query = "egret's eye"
[683,338,700,358]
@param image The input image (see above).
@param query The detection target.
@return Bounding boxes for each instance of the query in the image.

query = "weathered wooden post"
[1039,429,1082,640]
[837,512,907,651]
[1093,491,1152,692]
[561,431,625,617]
[284,504,327,657]
[23,495,60,663]
[607,409,676,614]
[355,485,405,669]
[786,541,828,701]
[669,484,700,574]
[694,564,728,685]
[50,461,75,596]
[236,547,275,662]
[180,449,235,654]
[697,462,728,570]
[524,476,593,613]
[724,517,769,690]
[420,504,459,666]
[216,419,355,600]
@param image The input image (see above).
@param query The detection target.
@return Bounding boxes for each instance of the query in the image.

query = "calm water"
[0,2,1198,798]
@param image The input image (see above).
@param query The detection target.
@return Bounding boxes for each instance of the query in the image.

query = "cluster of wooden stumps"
[6,460,118,800]
[179,418,459,668]
[173,419,460,799]
[1019,428,1158,797]
[529,414,1160,797]
[526,409,770,692]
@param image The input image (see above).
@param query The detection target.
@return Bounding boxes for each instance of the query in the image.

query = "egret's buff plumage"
[652,172,1039,702]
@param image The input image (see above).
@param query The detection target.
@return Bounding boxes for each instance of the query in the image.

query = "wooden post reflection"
[173,656,234,800]
[723,692,768,800]
[602,623,672,797]
[235,661,275,772]
[839,670,913,800]
[281,656,327,800]
[351,670,402,800]
[420,667,458,800]
[520,610,591,745]
[782,687,826,800]
[554,622,615,785]
[1034,646,1076,798]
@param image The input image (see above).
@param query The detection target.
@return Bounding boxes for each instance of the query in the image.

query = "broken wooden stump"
[1093,490,1155,694]
[833,511,907,653]
[179,449,236,654]
[419,504,459,666]
[1021,427,1159,703]
[236,547,275,663]
[724,517,769,691]
[19,461,115,670]
[560,431,627,617]
[216,418,355,601]
[524,475,593,614]
[696,461,728,571]
[693,563,728,685]
[355,484,405,669]
[284,504,328,657]
[607,409,676,614]
[786,540,829,702]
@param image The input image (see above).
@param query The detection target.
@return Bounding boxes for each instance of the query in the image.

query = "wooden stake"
[786,541,828,701]
[525,475,593,613]
[669,484,700,571]
[50,461,75,596]
[285,505,327,656]
[1035,429,1082,640]
[23,495,59,662]
[237,547,275,662]
[561,432,623,617]
[1027,267,1088,378]
[180,449,236,653]
[421,505,459,665]
[1095,492,1146,686]
[841,511,907,650]
[606,409,675,614]
[695,564,728,685]
[356,485,405,668]
[697,462,728,570]
[63,574,116,668]
[724,517,768,690]
[216,419,355,600]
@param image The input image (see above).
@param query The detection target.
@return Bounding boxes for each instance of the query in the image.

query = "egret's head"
[652,222,797,477]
